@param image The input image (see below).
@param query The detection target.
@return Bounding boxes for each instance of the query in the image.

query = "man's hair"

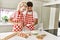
[27,1,33,7]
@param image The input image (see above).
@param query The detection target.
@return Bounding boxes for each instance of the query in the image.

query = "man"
[24,1,38,31]
[27,1,38,25]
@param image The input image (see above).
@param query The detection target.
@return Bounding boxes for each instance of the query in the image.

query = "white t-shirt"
[23,11,38,18]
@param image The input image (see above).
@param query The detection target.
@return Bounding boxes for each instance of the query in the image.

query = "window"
[0,8,15,22]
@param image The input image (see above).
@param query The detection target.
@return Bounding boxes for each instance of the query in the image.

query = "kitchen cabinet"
[43,0,60,29]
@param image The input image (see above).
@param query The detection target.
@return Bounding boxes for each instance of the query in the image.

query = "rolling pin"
[2,32,17,40]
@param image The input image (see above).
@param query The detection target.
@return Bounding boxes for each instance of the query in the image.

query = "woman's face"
[20,6,27,12]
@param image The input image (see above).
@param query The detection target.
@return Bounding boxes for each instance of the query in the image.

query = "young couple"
[10,1,38,32]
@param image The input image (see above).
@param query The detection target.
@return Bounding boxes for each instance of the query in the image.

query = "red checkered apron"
[11,10,24,32]
[24,11,35,31]
[11,10,35,32]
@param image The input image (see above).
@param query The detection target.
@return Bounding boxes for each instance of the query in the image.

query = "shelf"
[43,1,60,8]
[0,22,13,25]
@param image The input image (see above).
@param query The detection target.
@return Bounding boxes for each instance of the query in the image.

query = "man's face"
[27,6,32,12]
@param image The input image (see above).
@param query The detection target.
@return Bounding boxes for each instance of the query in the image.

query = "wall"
[0,0,35,9]
[33,0,51,30]
[59,11,60,21]
[42,0,50,30]
[0,0,30,9]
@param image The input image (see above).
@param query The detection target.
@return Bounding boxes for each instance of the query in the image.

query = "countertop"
[0,31,58,40]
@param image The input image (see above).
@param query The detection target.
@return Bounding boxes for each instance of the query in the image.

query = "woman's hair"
[27,1,33,7]
[17,1,27,10]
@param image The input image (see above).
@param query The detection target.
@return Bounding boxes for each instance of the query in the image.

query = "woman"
[10,1,38,32]
[10,1,27,32]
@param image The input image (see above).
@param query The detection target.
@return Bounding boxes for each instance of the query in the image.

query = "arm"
[33,11,38,25]
[8,12,16,23]
[34,18,38,25]
[8,15,15,23]
[26,11,38,26]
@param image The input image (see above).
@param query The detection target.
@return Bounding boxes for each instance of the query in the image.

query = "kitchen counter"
[0,31,57,40]
[0,22,13,33]
[45,28,60,36]
[0,22,13,25]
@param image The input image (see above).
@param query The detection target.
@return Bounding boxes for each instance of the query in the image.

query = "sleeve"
[10,11,17,18]
[33,11,38,18]
[10,14,14,19]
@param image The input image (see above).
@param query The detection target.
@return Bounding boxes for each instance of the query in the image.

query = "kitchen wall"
[41,0,50,30]
[59,11,60,21]
[0,0,22,9]
[0,0,33,9]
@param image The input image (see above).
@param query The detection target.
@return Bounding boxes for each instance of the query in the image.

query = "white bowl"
[31,30,39,35]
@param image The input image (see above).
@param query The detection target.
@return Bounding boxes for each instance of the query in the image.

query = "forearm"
[26,19,38,26]
[34,19,38,25]
[8,18,19,24]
